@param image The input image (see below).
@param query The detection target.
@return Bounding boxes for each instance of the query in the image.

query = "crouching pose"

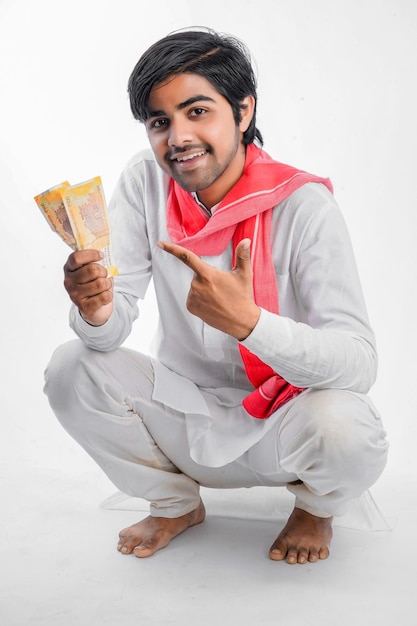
[44,28,388,564]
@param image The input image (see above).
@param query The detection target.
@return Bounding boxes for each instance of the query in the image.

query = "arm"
[67,157,153,351]
[241,308,377,392]
[241,190,377,393]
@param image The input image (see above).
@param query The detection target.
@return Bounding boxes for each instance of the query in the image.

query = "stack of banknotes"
[34,176,118,277]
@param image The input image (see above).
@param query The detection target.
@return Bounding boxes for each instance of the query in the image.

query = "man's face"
[146,73,250,208]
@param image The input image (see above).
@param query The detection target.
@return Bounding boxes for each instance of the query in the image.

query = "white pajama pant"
[44,340,388,519]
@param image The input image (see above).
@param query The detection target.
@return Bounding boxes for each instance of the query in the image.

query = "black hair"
[128,28,263,146]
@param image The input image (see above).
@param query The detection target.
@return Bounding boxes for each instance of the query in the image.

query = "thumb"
[234,238,252,272]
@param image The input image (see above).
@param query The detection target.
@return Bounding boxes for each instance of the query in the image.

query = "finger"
[64,249,104,273]
[64,273,112,306]
[157,241,208,276]
[64,263,109,292]
[233,238,252,272]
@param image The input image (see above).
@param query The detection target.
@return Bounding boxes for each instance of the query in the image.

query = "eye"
[148,118,169,130]
[190,107,207,118]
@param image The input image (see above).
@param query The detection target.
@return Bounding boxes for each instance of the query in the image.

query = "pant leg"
[44,341,388,520]
[270,388,388,517]
[44,340,203,517]
[140,386,388,519]
[44,340,269,517]
[138,399,298,489]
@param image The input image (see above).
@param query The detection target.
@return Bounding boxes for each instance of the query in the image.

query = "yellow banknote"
[34,176,118,277]
[63,176,118,277]
[34,181,77,249]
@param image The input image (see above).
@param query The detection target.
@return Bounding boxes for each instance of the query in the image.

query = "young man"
[44,28,388,564]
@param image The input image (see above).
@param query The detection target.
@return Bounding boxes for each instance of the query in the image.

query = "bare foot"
[117,500,206,558]
[269,507,333,564]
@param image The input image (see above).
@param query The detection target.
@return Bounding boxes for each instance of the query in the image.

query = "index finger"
[157,241,208,275]
[65,248,104,272]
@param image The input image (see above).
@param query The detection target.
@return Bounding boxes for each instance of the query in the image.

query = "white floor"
[1,399,415,626]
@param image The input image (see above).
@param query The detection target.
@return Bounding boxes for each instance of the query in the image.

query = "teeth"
[176,151,205,162]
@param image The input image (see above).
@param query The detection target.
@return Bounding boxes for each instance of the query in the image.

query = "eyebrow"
[148,95,216,118]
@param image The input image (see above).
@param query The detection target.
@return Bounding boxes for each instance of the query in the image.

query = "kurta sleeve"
[69,153,153,351]
[241,183,377,393]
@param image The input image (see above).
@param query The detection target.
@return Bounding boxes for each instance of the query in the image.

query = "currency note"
[63,176,118,277]
[34,176,118,277]
[34,181,77,249]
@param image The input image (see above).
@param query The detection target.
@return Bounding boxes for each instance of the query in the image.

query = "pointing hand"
[157,238,260,340]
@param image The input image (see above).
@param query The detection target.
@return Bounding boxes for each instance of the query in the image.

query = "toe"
[117,542,132,554]
[117,542,130,554]
[308,549,319,563]
[117,534,142,555]
[269,539,286,561]
[269,548,284,561]
[133,544,154,558]
[318,545,330,560]
[286,548,298,565]
[297,548,309,564]
[133,534,167,558]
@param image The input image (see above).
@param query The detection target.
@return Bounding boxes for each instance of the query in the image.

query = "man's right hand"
[63,249,114,326]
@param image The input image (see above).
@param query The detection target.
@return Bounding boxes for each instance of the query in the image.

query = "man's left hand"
[157,238,261,340]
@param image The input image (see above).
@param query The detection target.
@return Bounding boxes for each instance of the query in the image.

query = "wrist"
[79,304,112,327]
[235,305,261,341]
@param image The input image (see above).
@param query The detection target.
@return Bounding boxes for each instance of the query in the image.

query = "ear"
[239,95,255,134]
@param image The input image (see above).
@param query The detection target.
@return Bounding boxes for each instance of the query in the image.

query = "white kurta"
[69,148,378,468]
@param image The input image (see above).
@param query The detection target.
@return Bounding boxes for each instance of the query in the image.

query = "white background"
[0,0,415,480]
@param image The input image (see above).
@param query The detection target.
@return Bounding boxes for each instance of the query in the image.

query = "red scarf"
[166,143,333,418]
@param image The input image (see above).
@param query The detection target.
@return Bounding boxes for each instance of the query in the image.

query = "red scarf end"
[242,377,305,419]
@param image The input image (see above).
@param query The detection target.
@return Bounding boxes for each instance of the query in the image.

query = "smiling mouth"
[171,150,206,163]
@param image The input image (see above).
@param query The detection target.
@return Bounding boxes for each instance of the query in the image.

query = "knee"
[280,390,350,450]
[44,340,93,413]
[302,390,360,449]
[280,389,388,478]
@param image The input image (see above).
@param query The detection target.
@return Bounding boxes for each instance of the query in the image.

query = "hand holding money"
[64,248,114,326]
[34,176,118,277]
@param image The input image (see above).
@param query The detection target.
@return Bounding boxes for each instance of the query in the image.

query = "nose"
[167,116,193,147]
